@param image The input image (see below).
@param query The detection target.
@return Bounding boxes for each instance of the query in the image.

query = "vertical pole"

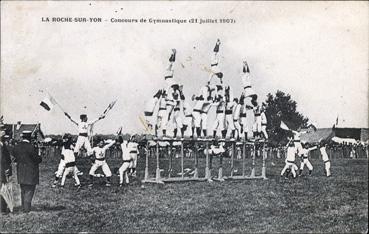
[242,142,246,177]
[230,141,235,177]
[218,152,223,181]
[205,141,211,180]
[155,142,160,182]
[181,140,184,178]
[262,146,267,179]
[250,144,255,178]
[144,142,149,181]
[168,145,172,178]
[194,141,199,179]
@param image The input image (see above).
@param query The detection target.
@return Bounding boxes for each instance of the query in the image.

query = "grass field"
[1,149,368,233]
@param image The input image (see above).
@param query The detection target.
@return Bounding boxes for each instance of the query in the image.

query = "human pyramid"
[50,39,270,189]
[52,114,140,188]
[49,39,328,189]
[143,39,268,141]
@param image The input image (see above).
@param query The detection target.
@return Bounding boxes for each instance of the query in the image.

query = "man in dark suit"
[0,130,12,214]
[12,130,42,213]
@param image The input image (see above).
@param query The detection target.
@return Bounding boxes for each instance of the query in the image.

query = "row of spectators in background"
[1,134,367,160]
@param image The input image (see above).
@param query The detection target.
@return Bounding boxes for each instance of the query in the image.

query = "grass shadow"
[32,204,67,212]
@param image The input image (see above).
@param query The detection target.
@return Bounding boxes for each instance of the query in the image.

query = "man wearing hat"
[12,130,42,213]
[1,129,12,214]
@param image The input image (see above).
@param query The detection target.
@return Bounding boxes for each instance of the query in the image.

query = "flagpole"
[102,99,118,116]
[42,89,67,113]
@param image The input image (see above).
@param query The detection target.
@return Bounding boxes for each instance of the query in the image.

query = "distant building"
[3,121,44,141]
[301,127,369,143]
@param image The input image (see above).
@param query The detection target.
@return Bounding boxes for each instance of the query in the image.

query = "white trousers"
[74,136,93,156]
[294,142,303,155]
[157,110,168,130]
[55,159,66,178]
[173,111,183,129]
[253,117,262,133]
[212,113,225,131]
[300,158,313,171]
[324,161,331,176]
[281,162,298,177]
[240,117,248,135]
[234,119,241,137]
[119,162,131,184]
[89,160,112,177]
[183,116,193,127]
[61,165,80,186]
[130,153,138,169]
[225,114,235,131]
[201,113,209,130]
[193,111,202,128]
[261,125,268,139]
[183,116,193,136]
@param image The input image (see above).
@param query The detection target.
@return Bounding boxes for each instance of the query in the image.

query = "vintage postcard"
[0,1,368,233]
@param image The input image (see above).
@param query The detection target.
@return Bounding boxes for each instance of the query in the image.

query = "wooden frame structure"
[142,138,268,184]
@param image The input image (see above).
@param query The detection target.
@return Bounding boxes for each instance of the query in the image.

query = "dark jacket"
[13,140,42,185]
[0,143,12,183]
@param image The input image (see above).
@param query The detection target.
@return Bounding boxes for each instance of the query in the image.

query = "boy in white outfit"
[64,112,105,156]
[192,95,205,138]
[208,39,223,85]
[60,140,81,188]
[156,91,168,137]
[232,98,242,140]
[118,136,135,186]
[164,49,177,92]
[299,143,317,176]
[201,85,216,137]
[260,103,268,140]
[53,134,80,187]
[239,94,250,141]
[225,86,236,139]
[281,141,299,178]
[319,141,331,177]
[181,94,193,137]
[172,100,183,138]
[127,135,139,177]
[241,61,257,98]
[212,95,226,139]
[253,104,262,139]
[144,89,162,131]
[292,128,307,159]
[88,139,116,187]
[172,86,183,138]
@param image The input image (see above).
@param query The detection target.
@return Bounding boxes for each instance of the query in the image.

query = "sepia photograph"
[0,1,368,233]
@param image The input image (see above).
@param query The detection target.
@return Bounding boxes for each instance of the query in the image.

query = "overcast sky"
[1,1,368,135]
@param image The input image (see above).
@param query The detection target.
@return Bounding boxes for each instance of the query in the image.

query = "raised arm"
[292,130,299,135]
[89,115,105,125]
[308,146,318,152]
[103,140,115,151]
[64,112,78,126]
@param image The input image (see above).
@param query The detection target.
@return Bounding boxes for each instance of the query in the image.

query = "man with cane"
[12,131,42,213]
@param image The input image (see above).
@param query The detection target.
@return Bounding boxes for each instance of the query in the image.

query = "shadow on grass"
[33,204,67,212]
[11,204,66,213]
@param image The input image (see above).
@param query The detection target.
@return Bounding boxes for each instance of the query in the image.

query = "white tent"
[331,136,358,144]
